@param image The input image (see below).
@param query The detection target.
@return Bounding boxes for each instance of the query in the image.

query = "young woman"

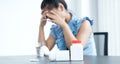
[38,0,96,56]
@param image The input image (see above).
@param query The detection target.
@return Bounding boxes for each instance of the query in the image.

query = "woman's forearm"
[61,24,77,49]
[62,20,92,49]
[38,26,46,45]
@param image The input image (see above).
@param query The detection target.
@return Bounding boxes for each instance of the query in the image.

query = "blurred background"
[0,0,120,56]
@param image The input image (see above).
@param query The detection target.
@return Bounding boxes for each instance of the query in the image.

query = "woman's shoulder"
[70,12,94,26]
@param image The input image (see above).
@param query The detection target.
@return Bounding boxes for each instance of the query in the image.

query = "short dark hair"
[41,0,68,10]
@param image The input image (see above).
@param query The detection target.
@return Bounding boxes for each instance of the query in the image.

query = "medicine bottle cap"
[72,40,81,44]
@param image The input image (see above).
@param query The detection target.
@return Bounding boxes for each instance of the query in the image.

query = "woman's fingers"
[46,13,56,20]
[41,11,48,19]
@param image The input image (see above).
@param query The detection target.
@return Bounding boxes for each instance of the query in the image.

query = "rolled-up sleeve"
[76,17,94,34]
[83,17,94,26]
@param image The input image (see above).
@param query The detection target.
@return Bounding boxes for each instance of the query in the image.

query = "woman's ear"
[58,3,65,11]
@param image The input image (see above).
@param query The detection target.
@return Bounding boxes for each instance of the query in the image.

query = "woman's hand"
[40,11,48,27]
[46,10,66,27]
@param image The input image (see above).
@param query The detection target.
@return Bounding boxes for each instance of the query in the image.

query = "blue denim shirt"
[50,14,96,56]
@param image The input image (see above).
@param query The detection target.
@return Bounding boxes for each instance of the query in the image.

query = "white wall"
[98,0,120,56]
[0,0,42,56]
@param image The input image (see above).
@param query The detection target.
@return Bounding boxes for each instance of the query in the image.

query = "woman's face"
[41,4,66,19]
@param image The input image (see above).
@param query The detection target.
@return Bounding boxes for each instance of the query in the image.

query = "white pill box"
[56,50,70,61]
[70,44,83,61]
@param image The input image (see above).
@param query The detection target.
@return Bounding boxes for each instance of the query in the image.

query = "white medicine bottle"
[70,40,83,61]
